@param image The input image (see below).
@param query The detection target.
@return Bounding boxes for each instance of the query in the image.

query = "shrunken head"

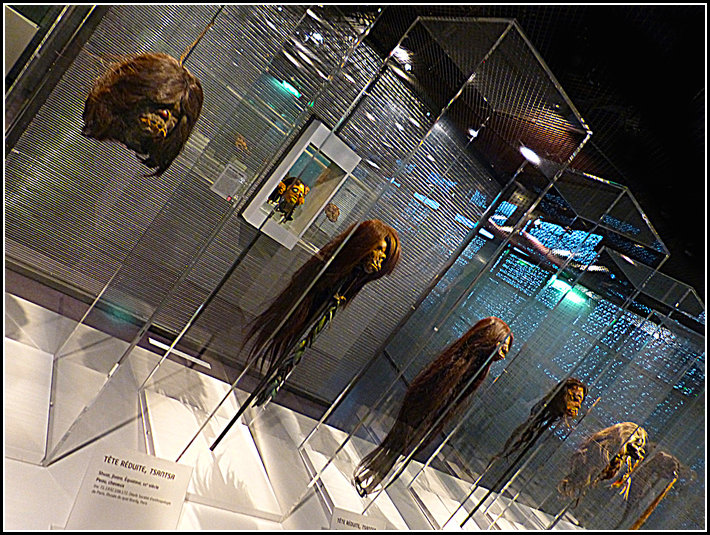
[363,238,388,274]
[561,378,587,418]
[82,52,203,176]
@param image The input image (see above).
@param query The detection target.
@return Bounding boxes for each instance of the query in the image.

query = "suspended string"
[179,5,224,66]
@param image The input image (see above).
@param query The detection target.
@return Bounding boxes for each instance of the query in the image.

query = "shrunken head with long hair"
[82,52,203,176]
[353,316,513,496]
[499,377,587,462]
[558,421,648,503]
[245,219,401,373]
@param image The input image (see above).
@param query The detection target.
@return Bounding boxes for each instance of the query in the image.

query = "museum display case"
[135,16,603,527]
[294,159,683,525]
[5,4,385,466]
[4,6,704,531]
[400,256,704,531]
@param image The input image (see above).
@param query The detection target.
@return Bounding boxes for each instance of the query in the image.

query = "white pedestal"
[145,388,283,521]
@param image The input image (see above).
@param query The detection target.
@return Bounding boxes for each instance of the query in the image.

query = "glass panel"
[291,16,598,527]
[7,4,377,466]
[7,8,700,531]
[401,263,703,530]
[518,317,704,531]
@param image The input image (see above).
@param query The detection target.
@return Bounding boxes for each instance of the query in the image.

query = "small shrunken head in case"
[324,202,340,222]
[499,377,587,461]
[558,377,587,419]
[268,176,310,222]
[363,237,388,274]
[82,52,203,176]
[558,422,647,503]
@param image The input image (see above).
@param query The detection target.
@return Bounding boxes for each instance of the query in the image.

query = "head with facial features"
[244,219,401,372]
[82,52,203,176]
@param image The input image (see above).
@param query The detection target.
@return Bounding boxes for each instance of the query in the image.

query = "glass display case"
[5,4,384,468]
[403,253,703,531]
[4,7,704,531]
[294,159,680,523]
[134,16,600,527]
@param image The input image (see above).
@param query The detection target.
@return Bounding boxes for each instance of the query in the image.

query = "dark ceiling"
[352,4,706,301]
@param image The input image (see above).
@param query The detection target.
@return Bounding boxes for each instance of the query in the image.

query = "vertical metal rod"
[629,476,677,530]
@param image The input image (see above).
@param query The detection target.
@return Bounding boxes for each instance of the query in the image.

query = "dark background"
[358,4,706,300]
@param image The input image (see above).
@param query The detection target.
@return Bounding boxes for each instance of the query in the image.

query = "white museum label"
[329,507,387,530]
[65,447,193,530]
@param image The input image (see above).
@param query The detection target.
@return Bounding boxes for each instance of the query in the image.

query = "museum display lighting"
[305,8,325,23]
[278,80,302,98]
[549,276,586,304]
[520,146,541,165]
[479,228,495,239]
[4,7,702,531]
[392,45,412,66]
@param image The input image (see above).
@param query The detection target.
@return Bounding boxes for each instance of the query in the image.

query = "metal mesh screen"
[6,5,305,299]
[6,11,592,405]
[173,19,509,400]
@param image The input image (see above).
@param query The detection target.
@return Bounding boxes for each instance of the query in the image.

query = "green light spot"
[550,277,572,292]
[279,80,301,98]
[565,291,586,304]
[549,276,585,304]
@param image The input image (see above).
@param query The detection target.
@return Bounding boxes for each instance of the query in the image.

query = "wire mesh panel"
[306,171,670,525]
[8,4,379,467]
[502,307,704,531]
[289,17,606,528]
[139,16,545,407]
[5,6,702,530]
[393,207,695,529]
[403,254,703,530]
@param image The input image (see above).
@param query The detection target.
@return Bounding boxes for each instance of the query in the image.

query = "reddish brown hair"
[245,219,401,372]
[501,377,587,459]
[558,422,648,499]
[82,52,203,176]
[396,316,513,442]
[353,316,513,495]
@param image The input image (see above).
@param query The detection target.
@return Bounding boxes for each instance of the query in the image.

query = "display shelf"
[5,338,54,464]
[408,467,582,530]
[144,389,283,521]
[139,354,583,531]
[3,294,294,530]
[4,294,117,465]
[140,361,422,528]
[1,292,582,530]
[298,417,583,531]
[298,426,426,530]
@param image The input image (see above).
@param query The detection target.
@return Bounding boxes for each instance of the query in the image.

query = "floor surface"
[4,291,582,530]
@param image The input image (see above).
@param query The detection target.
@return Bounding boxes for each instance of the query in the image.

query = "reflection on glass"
[262,143,347,230]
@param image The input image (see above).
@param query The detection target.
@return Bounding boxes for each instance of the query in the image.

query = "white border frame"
[242,120,361,250]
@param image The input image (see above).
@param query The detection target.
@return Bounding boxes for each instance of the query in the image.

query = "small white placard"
[211,161,249,201]
[65,447,193,530]
[329,507,387,530]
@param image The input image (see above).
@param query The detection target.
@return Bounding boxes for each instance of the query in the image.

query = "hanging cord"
[179,5,224,66]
